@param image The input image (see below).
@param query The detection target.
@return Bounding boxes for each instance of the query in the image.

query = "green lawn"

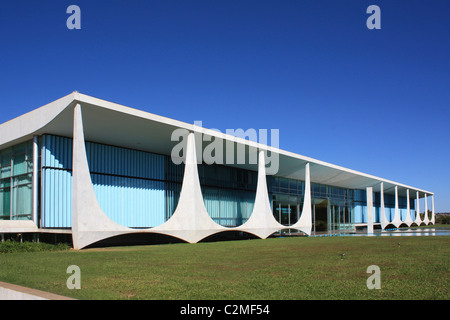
[0,236,448,300]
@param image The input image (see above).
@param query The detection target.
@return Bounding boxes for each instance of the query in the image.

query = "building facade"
[0,92,435,249]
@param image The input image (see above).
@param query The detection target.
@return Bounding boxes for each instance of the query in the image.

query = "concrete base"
[0,221,38,233]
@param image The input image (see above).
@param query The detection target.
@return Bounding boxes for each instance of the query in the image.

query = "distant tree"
[436,214,450,225]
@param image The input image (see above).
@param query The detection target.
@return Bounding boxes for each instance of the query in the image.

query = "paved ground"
[0,281,76,300]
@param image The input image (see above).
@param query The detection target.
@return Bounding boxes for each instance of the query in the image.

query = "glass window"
[0,166,11,179]
[13,153,26,175]
[0,178,10,189]
[270,177,279,193]
[279,178,289,193]
[298,181,305,195]
[13,144,26,154]
[354,189,366,202]
[332,187,338,197]
[0,149,11,179]
[320,184,326,196]
[313,183,320,197]
[289,179,297,194]
[348,189,354,200]
[11,174,32,219]
[0,141,34,221]
[0,178,11,219]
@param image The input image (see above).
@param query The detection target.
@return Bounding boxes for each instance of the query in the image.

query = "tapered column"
[380,182,388,229]
[392,186,402,227]
[423,194,430,225]
[154,132,225,242]
[366,187,374,234]
[404,189,414,226]
[236,150,283,238]
[291,162,312,235]
[414,191,422,226]
[72,104,130,249]
[431,195,435,225]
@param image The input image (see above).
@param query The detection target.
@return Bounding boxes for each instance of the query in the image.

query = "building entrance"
[313,198,328,232]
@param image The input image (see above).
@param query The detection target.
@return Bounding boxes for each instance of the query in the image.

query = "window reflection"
[0,141,33,220]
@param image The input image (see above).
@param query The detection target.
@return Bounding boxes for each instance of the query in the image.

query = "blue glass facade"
[39,134,256,229]
[41,135,172,228]
[353,189,415,225]
[198,163,256,227]
[268,177,354,232]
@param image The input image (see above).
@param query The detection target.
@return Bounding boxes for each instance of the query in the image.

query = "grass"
[0,240,71,253]
[0,236,448,300]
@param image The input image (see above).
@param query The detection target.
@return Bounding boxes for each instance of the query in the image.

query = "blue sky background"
[1,0,449,212]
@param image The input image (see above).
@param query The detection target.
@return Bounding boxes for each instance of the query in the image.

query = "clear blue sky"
[1,1,449,212]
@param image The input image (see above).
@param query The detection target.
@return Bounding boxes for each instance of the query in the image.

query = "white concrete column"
[414,191,421,226]
[366,187,374,234]
[423,193,430,225]
[404,189,413,226]
[72,104,130,249]
[380,182,388,229]
[72,111,226,249]
[291,162,312,235]
[392,186,402,227]
[32,135,39,225]
[155,132,225,242]
[431,195,435,225]
[235,150,283,238]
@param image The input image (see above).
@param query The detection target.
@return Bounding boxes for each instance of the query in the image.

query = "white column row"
[369,183,435,231]
[71,104,313,249]
[71,104,435,248]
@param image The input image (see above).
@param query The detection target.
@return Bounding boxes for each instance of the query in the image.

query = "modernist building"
[0,92,435,249]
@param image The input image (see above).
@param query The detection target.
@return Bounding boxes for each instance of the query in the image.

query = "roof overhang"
[0,92,433,198]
